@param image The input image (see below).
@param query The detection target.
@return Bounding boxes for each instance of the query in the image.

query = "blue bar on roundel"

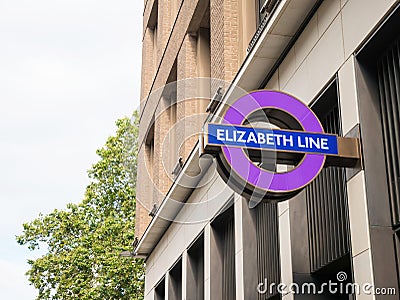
[207,123,338,155]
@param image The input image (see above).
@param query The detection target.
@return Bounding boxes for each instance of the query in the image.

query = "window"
[145,123,155,206]
[187,235,204,300]
[255,202,280,300]
[168,259,182,300]
[148,0,158,74]
[305,82,352,297]
[154,277,165,300]
[211,205,236,300]
[248,0,280,53]
[258,0,279,24]
[395,230,400,290]
[354,7,400,292]
[377,38,400,226]
[164,61,178,175]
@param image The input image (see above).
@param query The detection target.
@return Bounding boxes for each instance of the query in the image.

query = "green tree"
[17,113,144,300]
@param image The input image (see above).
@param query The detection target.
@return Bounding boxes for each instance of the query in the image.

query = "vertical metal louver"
[168,259,182,300]
[222,215,235,300]
[395,230,400,290]
[187,236,204,300]
[256,202,280,299]
[377,39,400,226]
[306,105,350,272]
[154,278,165,300]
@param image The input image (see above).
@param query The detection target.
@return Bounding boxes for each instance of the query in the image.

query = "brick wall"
[177,34,199,159]
[136,148,152,240]
[210,0,240,90]
[157,1,172,68]
[141,27,156,112]
[136,0,242,239]
[154,99,173,203]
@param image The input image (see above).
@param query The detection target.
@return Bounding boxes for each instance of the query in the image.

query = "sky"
[0,0,143,298]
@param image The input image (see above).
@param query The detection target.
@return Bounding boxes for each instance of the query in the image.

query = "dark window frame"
[306,81,352,275]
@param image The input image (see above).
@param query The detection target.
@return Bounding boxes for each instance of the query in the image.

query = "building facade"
[136,0,400,299]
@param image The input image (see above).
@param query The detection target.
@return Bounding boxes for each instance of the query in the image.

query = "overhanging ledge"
[135,0,321,257]
[134,142,213,257]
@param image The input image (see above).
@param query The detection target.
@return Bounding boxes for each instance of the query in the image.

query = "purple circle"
[221,90,325,193]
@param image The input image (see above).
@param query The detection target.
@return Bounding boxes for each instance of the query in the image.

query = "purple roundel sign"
[205,90,333,203]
